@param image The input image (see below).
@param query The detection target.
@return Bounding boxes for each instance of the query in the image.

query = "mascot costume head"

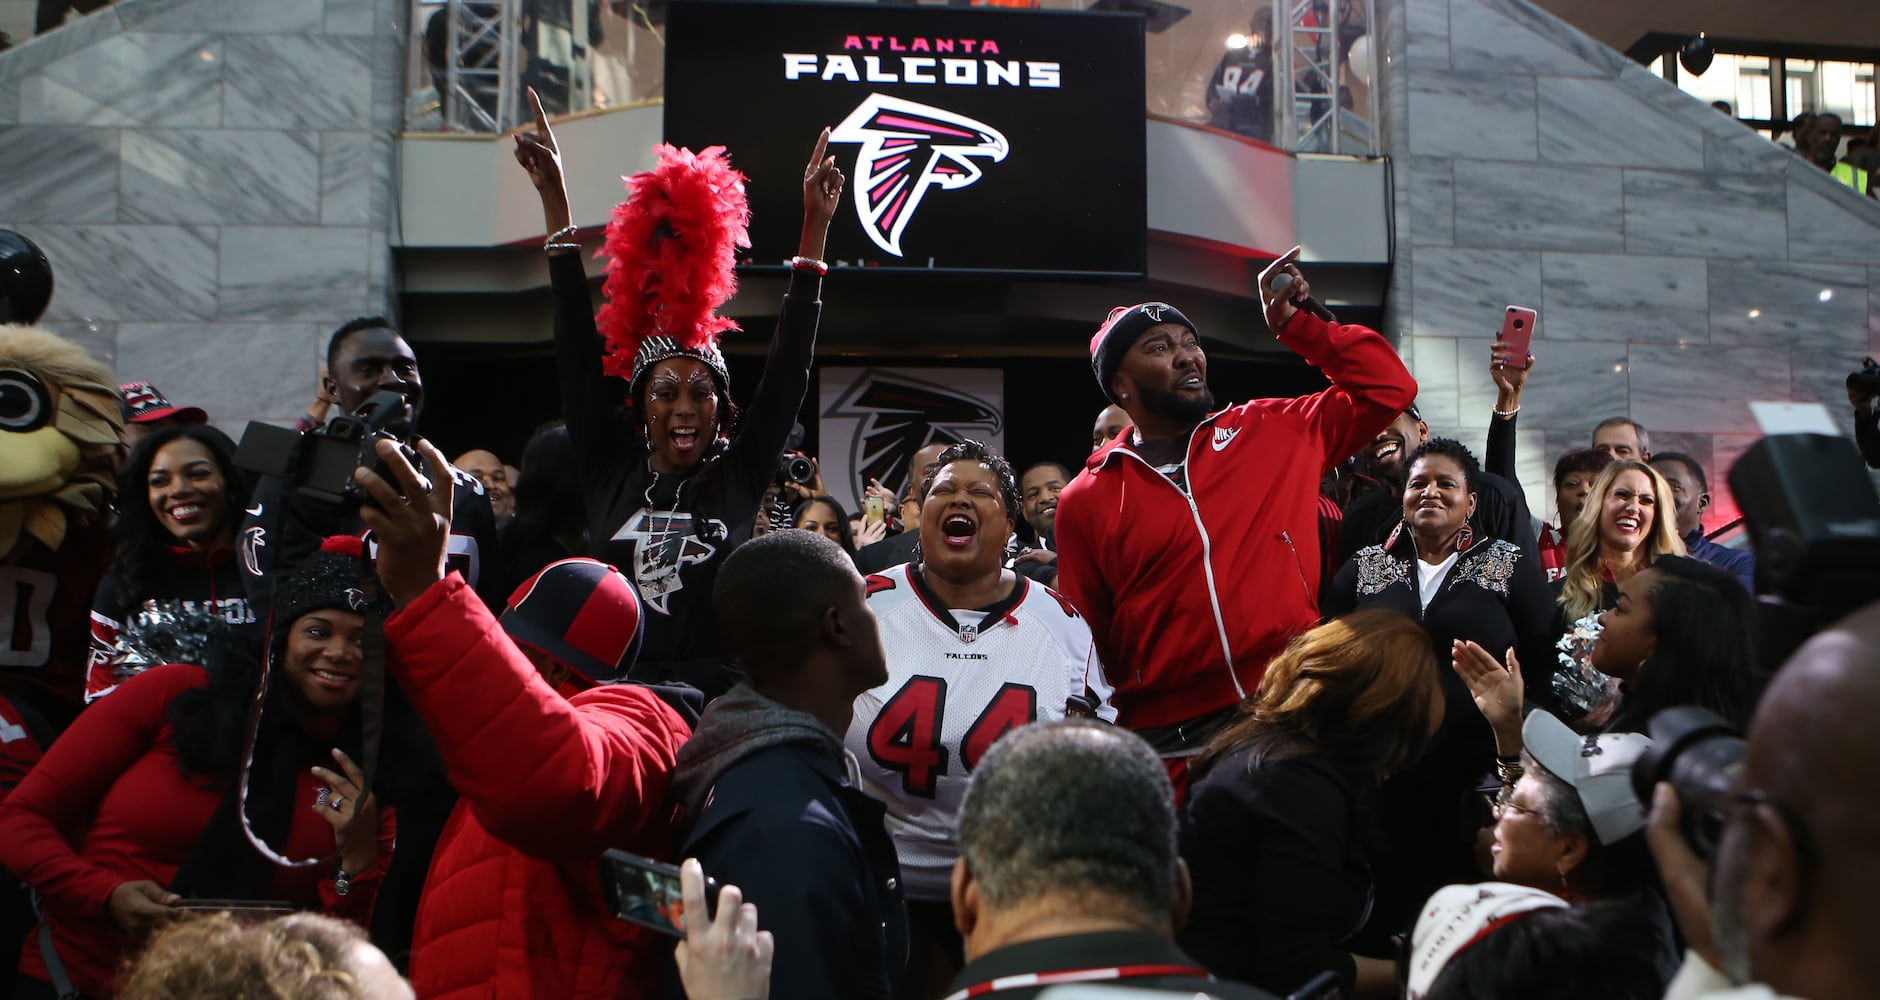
[0,230,123,731]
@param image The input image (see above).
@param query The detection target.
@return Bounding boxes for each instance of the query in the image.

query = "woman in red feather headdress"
[514,88,844,699]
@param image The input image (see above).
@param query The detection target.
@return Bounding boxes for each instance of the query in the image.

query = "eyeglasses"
[1481,786,1542,821]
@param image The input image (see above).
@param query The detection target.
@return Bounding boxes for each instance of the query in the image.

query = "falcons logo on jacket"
[830,93,1009,257]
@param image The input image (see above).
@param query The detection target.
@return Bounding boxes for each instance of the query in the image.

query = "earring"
[1456,524,1474,553]
[1384,519,1405,551]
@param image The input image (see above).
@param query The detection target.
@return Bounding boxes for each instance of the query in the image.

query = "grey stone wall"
[0,0,407,432]
[1375,0,1880,522]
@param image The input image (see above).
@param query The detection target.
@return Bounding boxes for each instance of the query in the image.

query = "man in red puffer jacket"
[385,552,696,1000]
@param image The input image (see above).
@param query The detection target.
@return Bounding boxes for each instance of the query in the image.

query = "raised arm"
[1484,339,1534,481]
[721,129,845,496]
[514,87,633,482]
[363,439,688,856]
[1257,248,1418,470]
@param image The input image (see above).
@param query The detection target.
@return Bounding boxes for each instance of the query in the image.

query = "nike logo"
[245,502,263,517]
[1211,427,1240,452]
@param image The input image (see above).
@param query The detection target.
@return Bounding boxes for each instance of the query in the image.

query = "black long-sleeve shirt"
[1179,752,1370,996]
[547,252,820,669]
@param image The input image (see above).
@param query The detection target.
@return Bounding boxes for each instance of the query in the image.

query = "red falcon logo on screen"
[830,93,1009,257]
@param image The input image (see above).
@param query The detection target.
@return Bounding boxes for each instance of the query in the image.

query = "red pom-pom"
[595,145,751,381]
[319,535,367,559]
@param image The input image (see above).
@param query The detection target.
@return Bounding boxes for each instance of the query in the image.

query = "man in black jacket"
[673,530,905,999]
[948,721,1276,1000]
[240,316,502,624]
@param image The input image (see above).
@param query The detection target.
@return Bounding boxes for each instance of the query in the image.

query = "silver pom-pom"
[102,600,241,684]
[1550,611,1621,728]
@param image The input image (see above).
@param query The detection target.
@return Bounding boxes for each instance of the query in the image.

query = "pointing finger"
[808,126,830,175]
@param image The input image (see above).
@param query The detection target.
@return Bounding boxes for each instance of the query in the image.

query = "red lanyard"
[942,962,1215,999]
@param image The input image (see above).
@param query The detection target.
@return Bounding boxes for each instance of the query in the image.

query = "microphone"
[1270,272,1338,324]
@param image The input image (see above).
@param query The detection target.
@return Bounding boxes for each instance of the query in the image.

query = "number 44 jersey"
[843,563,1115,901]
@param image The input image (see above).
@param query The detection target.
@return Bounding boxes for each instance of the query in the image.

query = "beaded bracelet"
[545,225,580,253]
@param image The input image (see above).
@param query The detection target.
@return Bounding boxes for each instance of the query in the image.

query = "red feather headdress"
[594,144,751,398]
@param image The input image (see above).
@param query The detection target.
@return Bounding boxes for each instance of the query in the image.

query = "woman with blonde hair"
[119,912,411,1000]
[1556,459,1685,624]
[1177,609,1444,999]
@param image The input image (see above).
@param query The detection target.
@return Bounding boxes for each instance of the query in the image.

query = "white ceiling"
[1532,0,1880,53]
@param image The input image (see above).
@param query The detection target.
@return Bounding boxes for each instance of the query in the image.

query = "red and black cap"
[118,380,208,425]
[501,558,644,685]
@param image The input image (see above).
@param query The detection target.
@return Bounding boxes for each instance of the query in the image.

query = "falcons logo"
[825,369,1003,501]
[610,509,726,615]
[830,94,1009,258]
[240,525,267,578]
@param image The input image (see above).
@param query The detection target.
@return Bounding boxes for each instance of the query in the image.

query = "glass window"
[1815,60,1877,126]
[1663,53,1772,122]
[1785,58,1817,116]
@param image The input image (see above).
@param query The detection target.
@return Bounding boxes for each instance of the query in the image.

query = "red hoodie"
[1054,308,1415,732]
[388,573,690,1000]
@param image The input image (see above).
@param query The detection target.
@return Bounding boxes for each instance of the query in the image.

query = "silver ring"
[330,796,345,811]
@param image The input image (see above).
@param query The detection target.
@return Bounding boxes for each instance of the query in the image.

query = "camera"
[1630,706,1748,859]
[236,390,418,512]
[778,452,816,487]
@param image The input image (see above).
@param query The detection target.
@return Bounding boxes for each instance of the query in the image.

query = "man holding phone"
[357,441,695,1000]
[1054,248,1417,794]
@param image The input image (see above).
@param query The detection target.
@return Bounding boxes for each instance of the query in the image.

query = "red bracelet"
[788,255,828,275]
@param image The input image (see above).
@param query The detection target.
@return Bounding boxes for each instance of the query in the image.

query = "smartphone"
[598,850,714,938]
[1499,305,1537,367]
[864,493,886,525]
[173,899,295,915]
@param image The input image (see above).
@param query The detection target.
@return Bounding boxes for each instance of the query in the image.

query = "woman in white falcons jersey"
[842,440,1115,993]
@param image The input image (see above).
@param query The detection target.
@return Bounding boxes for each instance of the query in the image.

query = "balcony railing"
[402,0,1379,158]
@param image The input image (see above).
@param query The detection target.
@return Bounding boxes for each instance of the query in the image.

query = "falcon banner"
[818,366,1006,516]
[664,0,1146,277]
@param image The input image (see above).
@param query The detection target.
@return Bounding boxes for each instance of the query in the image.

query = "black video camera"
[1630,706,1748,859]
[1847,357,1880,401]
[236,391,419,513]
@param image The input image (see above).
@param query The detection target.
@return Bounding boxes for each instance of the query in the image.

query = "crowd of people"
[0,81,1873,1000]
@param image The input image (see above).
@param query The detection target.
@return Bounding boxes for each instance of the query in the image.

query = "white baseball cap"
[1405,882,1568,999]
[1523,710,1654,846]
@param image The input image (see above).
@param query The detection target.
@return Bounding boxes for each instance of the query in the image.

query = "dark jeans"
[898,899,964,1000]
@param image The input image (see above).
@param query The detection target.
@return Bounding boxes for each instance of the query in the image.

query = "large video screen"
[664,0,1147,277]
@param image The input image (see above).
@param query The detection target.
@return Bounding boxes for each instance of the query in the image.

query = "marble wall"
[1376,0,1880,525]
[0,0,407,430]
